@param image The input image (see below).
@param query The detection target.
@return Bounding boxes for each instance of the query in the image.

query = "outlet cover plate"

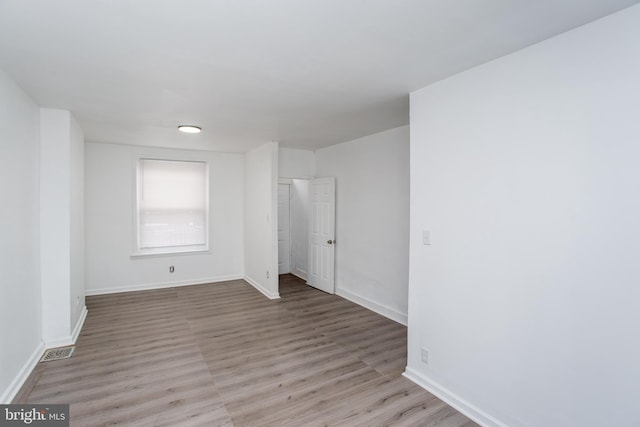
[421,348,429,364]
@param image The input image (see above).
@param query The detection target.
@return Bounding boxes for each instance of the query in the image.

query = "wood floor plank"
[17,274,477,427]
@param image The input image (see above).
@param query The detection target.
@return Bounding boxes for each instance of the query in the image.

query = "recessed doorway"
[278,179,311,283]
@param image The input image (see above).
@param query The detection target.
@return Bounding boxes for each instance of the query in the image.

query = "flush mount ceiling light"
[178,125,202,134]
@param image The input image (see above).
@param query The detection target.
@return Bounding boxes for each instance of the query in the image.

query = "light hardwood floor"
[17,274,478,427]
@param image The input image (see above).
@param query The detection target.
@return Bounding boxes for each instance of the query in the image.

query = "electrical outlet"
[422,230,431,245]
[266,270,270,279]
[421,348,429,364]
[169,266,175,273]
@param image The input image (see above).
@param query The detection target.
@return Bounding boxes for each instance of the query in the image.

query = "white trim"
[85,275,243,296]
[130,248,211,259]
[291,268,307,281]
[46,306,88,348]
[44,335,74,349]
[2,308,88,403]
[244,275,281,300]
[335,287,407,326]
[1,341,45,404]
[277,182,292,276]
[71,306,88,344]
[403,367,506,427]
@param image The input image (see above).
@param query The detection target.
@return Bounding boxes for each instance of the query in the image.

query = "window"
[135,159,209,255]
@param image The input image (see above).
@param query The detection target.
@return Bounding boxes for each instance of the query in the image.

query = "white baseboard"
[1,341,45,404]
[44,306,87,349]
[403,367,505,427]
[335,287,407,326]
[290,268,307,281]
[85,275,244,296]
[3,307,87,403]
[44,336,72,349]
[244,275,280,300]
[71,306,88,344]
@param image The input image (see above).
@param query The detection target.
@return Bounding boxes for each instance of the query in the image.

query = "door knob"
[327,239,335,245]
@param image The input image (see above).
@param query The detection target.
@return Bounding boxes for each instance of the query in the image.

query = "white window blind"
[137,159,208,253]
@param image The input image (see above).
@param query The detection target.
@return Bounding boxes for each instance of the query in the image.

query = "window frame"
[132,157,210,258]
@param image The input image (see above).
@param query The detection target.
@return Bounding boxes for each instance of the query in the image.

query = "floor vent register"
[40,346,75,362]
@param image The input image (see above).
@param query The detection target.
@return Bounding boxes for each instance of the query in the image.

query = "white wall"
[85,142,244,294]
[244,142,279,298]
[40,109,72,345]
[0,69,42,403]
[69,115,85,331]
[315,126,410,324]
[278,147,315,178]
[290,179,310,280]
[406,5,640,427]
[39,108,86,348]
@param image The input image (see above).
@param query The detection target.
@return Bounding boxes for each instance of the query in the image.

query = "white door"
[278,184,291,275]
[308,177,335,294]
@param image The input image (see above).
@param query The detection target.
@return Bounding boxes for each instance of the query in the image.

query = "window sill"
[130,248,211,259]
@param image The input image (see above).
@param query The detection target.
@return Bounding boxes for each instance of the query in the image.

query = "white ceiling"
[0,0,637,152]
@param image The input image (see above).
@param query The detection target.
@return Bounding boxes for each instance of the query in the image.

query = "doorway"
[278,179,311,281]
[277,183,291,275]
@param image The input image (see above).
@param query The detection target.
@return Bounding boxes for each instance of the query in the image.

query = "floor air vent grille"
[41,346,75,362]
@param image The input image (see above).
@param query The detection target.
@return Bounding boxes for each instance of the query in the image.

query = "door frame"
[277,179,293,276]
